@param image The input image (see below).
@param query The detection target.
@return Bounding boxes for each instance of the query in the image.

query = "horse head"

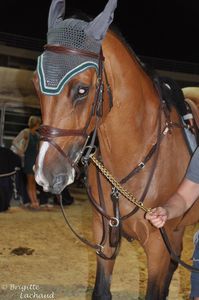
[34,0,118,194]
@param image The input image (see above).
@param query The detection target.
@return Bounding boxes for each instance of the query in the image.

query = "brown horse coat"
[34,2,199,298]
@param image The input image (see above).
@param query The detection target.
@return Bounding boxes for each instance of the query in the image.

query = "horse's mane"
[68,13,157,82]
[67,13,187,114]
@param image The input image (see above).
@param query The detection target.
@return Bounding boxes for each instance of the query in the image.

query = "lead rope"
[89,153,151,213]
[89,154,199,271]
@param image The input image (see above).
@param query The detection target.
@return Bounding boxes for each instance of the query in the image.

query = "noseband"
[39,44,106,170]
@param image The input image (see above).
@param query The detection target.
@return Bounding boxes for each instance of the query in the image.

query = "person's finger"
[150,219,165,228]
[145,209,163,220]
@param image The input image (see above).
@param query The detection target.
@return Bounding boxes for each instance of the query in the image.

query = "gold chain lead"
[90,154,151,213]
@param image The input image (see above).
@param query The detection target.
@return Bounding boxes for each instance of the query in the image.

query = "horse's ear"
[85,0,118,41]
[48,0,66,29]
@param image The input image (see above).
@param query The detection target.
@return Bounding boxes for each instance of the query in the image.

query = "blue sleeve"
[186,147,199,183]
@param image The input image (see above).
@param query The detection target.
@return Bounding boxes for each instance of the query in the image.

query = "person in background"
[0,146,21,212]
[145,146,199,300]
[11,116,41,209]
[191,230,199,300]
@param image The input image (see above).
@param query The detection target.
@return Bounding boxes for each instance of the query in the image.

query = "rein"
[39,44,199,270]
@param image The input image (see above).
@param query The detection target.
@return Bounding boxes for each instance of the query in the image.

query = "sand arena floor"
[0,186,198,300]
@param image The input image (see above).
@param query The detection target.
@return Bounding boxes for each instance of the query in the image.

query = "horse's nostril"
[53,174,67,190]
[54,174,66,185]
[51,174,68,194]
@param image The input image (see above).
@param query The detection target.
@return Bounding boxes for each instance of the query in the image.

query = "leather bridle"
[37,44,199,270]
[39,44,106,171]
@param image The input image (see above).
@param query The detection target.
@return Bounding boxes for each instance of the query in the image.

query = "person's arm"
[12,129,29,157]
[145,178,199,228]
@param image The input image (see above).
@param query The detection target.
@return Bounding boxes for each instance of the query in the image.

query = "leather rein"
[39,44,199,271]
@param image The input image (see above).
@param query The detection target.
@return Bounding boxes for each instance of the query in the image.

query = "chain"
[90,154,151,213]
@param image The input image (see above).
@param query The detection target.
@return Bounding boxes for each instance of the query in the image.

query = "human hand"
[145,207,168,228]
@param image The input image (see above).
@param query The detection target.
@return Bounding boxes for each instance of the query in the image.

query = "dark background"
[0,0,198,63]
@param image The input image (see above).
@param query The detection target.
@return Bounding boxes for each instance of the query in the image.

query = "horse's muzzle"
[35,166,75,194]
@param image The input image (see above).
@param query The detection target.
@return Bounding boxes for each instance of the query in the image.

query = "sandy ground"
[0,186,198,300]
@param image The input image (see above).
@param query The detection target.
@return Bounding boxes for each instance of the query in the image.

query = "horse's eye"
[72,85,89,106]
[76,86,89,99]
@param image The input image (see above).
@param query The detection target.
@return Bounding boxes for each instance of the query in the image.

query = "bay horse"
[33,0,199,299]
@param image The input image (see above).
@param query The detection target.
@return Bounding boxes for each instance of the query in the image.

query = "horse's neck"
[98,32,160,175]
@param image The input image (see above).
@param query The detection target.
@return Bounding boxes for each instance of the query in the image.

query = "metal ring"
[109,217,119,228]
[88,145,97,156]
[138,162,145,169]
[96,244,104,255]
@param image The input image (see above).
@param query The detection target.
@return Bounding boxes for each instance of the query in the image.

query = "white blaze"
[35,142,50,189]
[35,141,76,190]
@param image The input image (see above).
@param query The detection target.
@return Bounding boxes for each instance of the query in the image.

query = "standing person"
[145,146,199,300]
[0,146,21,212]
[11,116,41,209]
[191,230,199,300]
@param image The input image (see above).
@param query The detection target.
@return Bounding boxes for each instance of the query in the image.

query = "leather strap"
[44,44,104,60]
[160,227,199,272]
[39,125,87,138]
